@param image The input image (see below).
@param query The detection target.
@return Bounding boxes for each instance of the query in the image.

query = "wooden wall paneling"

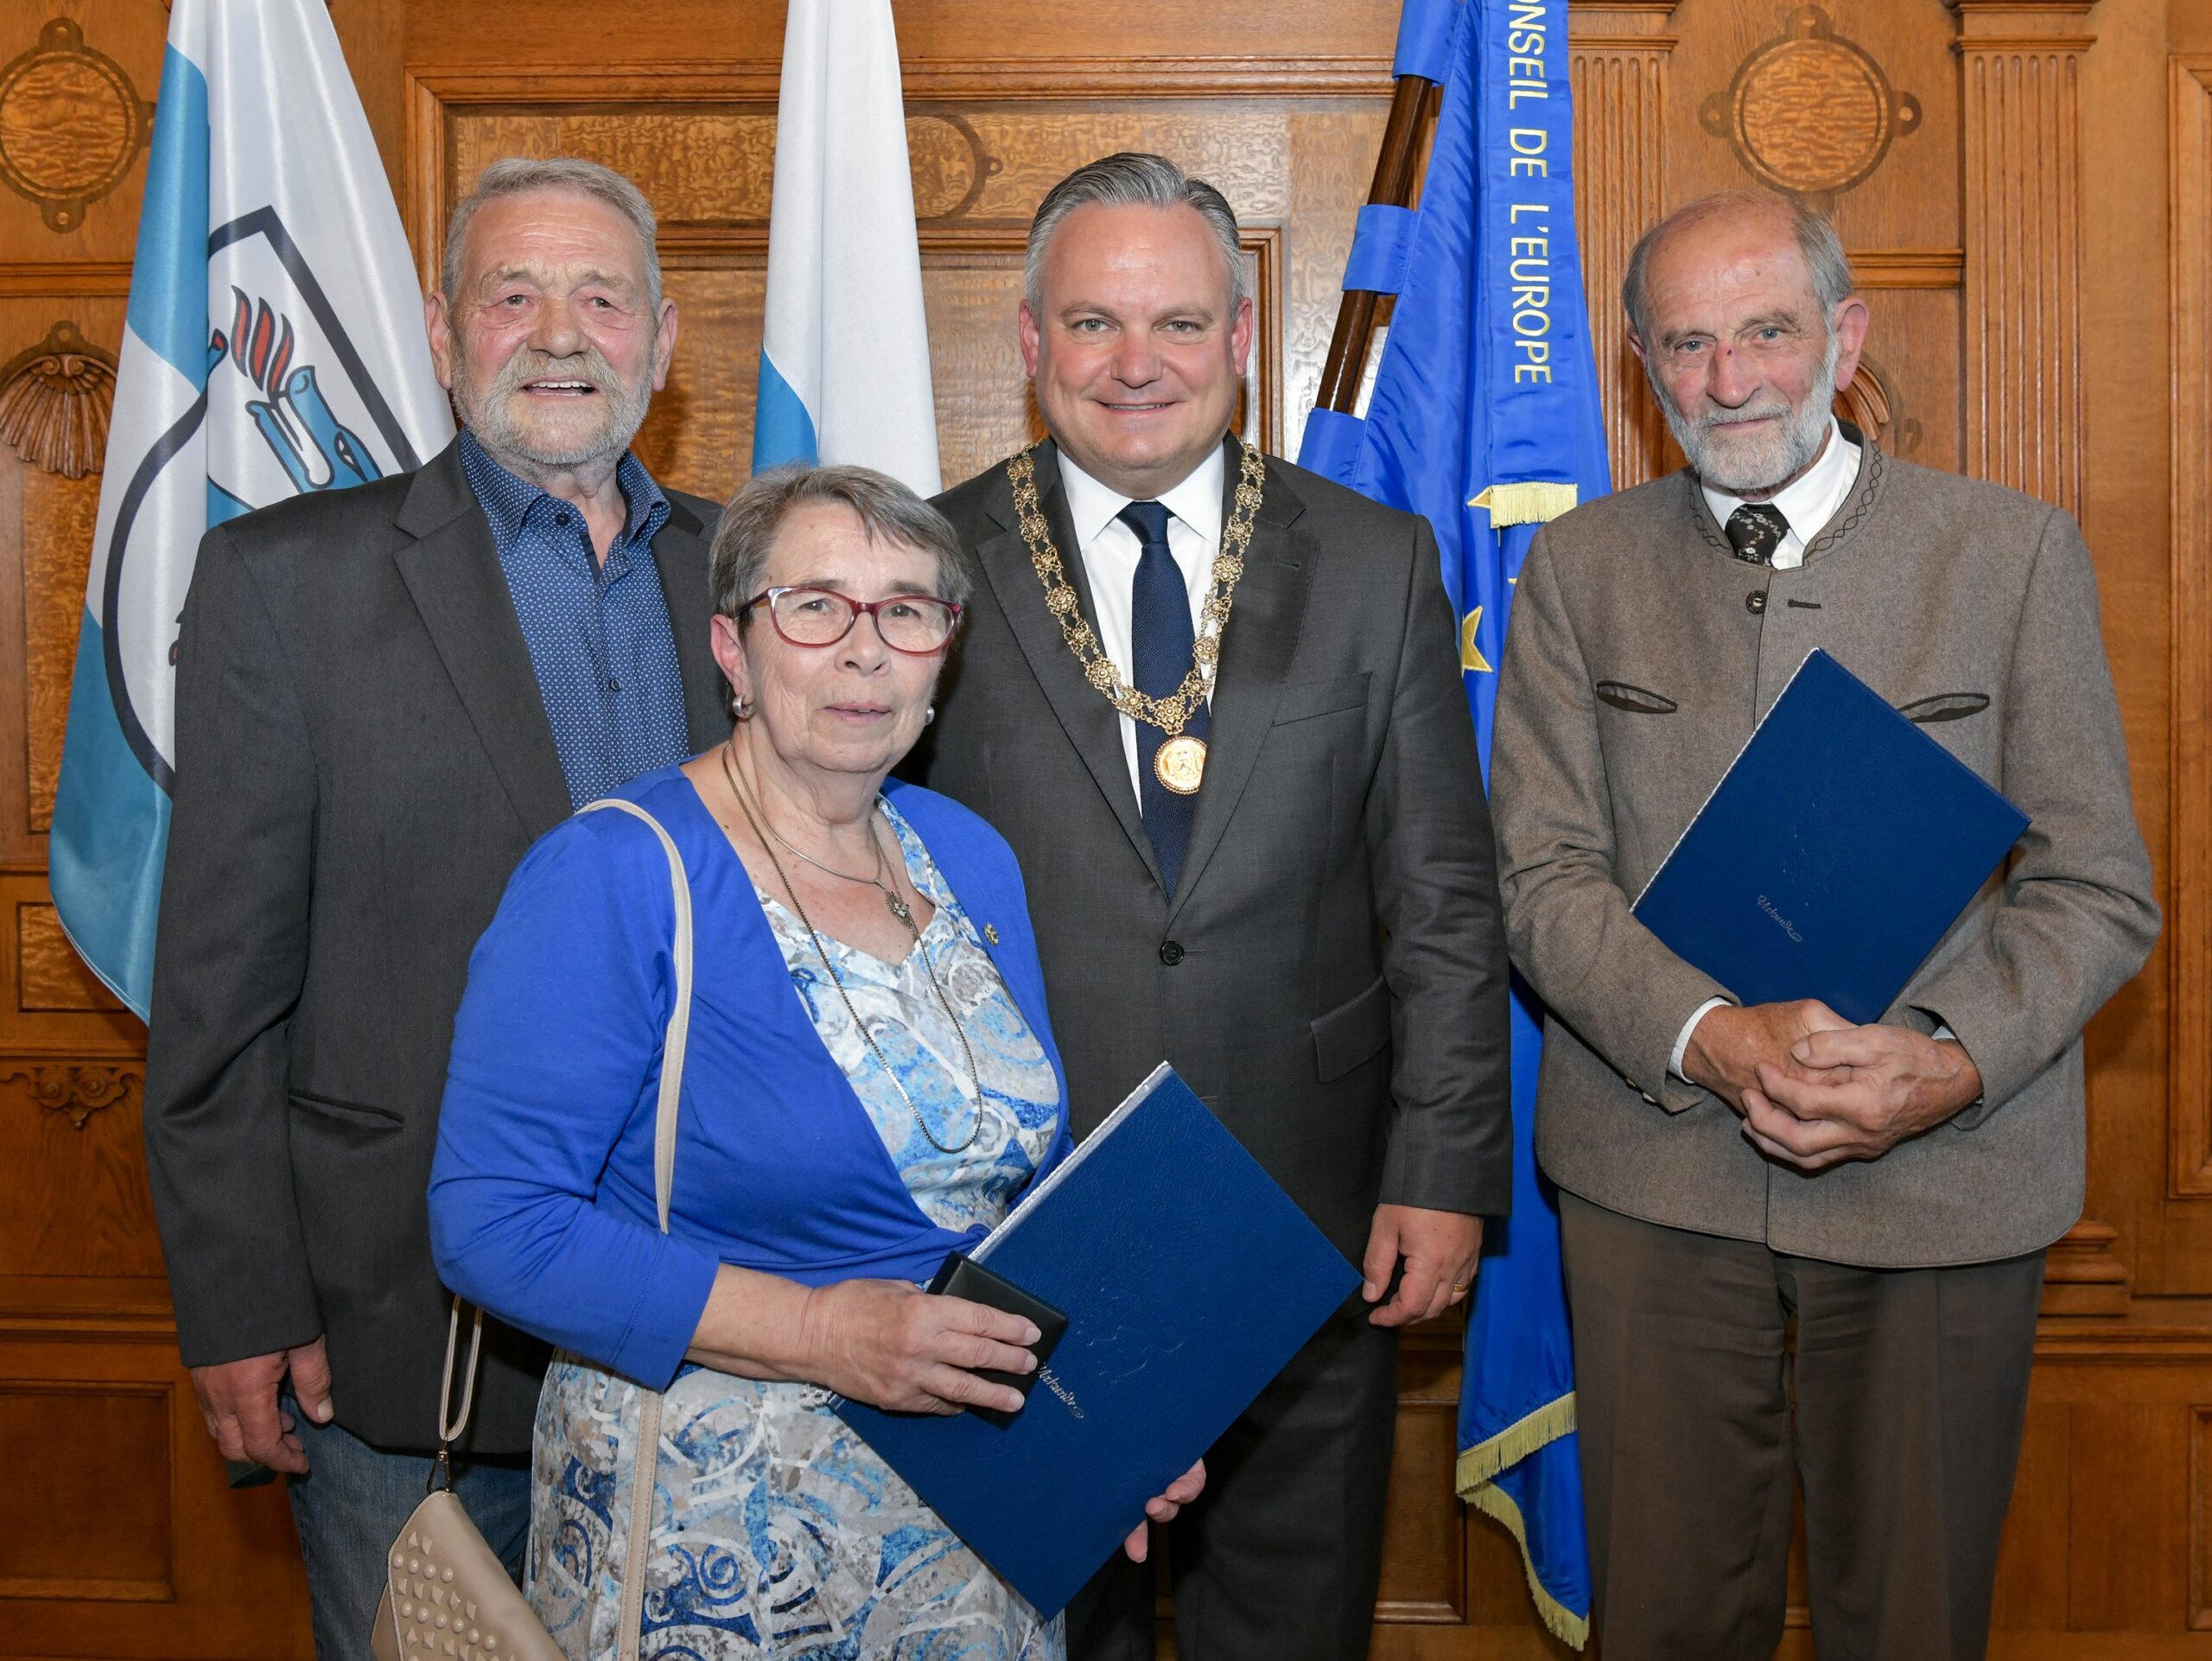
[2192,1403,2212,1630]
[2021,1325,2212,1639]
[0,1328,310,1658]
[1992,1400,2072,1632]
[1376,1323,1471,1626]
[2170,58,2212,1205]
[1568,0,1676,492]
[1955,0,2092,515]
[406,68,1379,499]
[0,292,124,868]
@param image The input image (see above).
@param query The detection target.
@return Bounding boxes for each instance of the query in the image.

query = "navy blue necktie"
[1119,499,1208,892]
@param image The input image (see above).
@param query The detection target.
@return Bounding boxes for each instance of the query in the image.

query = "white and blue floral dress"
[525,801,1066,1660]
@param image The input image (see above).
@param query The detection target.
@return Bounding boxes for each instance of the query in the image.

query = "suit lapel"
[1167,449,1313,920]
[391,442,575,837]
[651,501,728,749]
[974,442,1164,888]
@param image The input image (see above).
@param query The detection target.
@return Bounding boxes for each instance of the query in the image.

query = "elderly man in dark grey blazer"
[1491,188,2159,1661]
[143,157,726,1655]
[916,152,1512,1661]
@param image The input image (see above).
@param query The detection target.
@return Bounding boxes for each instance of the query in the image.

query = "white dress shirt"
[1055,447,1226,803]
[1671,418,1864,1080]
[1697,416,1861,570]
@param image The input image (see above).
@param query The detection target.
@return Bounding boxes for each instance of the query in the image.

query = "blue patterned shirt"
[459,431,693,808]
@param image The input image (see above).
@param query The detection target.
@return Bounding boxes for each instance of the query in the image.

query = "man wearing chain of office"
[912,151,1514,1661]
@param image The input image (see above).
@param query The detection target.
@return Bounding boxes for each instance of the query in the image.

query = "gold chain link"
[1007,441,1266,738]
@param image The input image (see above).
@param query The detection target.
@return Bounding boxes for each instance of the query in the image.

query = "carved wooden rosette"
[1569,0,1677,489]
[1700,5,1921,213]
[1955,0,2093,514]
[1832,354,1921,456]
[0,17,153,233]
[0,321,114,479]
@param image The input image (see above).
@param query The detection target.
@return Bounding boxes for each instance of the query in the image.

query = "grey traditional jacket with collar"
[1491,429,2159,1268]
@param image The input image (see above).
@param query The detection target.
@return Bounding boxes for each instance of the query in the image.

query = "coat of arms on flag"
[50,0,454,1017]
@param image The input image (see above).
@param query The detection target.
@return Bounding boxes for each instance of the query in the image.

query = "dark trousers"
[1067,1311,1400,1661]
[1560,1191,2044,1661]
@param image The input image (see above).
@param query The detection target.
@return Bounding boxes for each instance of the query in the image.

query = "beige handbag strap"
[432,1296,485,1480]
[579,797,692,1661]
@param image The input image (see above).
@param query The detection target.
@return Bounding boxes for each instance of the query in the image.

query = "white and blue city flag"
[50,0,454,1018]
[753,0,940,493]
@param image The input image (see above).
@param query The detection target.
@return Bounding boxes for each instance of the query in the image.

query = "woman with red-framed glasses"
[433,463,1200,1660]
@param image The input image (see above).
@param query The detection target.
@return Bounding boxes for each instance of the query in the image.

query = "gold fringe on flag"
[1469,480,1580,526]
[1455,1391,1586,1649]
[1452,1391,1577,1490]
[1461,1473,1592,1650]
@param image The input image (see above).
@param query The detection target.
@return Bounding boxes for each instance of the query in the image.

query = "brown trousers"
[1560,1191,2045,1661]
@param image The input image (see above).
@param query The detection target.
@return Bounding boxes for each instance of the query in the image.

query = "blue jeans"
[284,1397,531,1661]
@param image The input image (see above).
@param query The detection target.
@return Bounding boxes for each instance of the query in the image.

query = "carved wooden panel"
[0,293,122,869]
[1699,5,1923,211]
[1376,1327,1469,1623]
[2191,1403,2212,1629]
[2172,57,2212,1201]
[1956,1,2092,514]
[0,1054,157,1279]
[0,1330,308,1658]
[19,901,120,1011]
[412,73,1379,477]
[0,15,152,239]
[16,461,92,837]
[1570,4,1675,491]
[0,875,137,1052]
[0,318,113,479]
[0,1378,170,1599]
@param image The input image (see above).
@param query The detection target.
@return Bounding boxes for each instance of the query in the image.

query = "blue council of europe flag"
[1298,0,1608,1643]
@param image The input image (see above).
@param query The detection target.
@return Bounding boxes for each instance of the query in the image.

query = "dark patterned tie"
[1119,499,1208,893]
[1724,501,1791,565]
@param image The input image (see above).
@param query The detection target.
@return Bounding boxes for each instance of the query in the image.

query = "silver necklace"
[752,783,914,925]
[720,744,983,1155]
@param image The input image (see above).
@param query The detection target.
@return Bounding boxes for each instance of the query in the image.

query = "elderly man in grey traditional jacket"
[1491,188,2158,1661]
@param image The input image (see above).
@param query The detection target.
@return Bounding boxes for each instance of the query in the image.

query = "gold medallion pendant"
[1154,735,1208,795]
[1006,439,1267,806]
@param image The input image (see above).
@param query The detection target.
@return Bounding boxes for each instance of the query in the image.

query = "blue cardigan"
[428,767,1073,1389]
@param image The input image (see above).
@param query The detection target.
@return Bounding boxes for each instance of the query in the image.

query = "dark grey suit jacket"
[143,440,727,1453]
[916,437,1511,1264]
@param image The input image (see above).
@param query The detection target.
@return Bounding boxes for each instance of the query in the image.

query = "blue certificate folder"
[835,1063,1361,1619]
[1631,649,2030,1026]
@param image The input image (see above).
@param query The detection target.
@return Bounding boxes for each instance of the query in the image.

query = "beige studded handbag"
[369,1301,564,1661]
[370,797,696,1661]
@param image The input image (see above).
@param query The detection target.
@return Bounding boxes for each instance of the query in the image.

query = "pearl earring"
[925,704,937,725]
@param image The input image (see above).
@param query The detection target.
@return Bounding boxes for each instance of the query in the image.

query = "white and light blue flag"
[753,0,940,493]
[50,0,453,1018]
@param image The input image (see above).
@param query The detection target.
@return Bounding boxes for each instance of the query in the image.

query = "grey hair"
[1621,189,1856,345]
[442,156,663,311]
[710,464,975,628]
[1024,152,1249,314]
